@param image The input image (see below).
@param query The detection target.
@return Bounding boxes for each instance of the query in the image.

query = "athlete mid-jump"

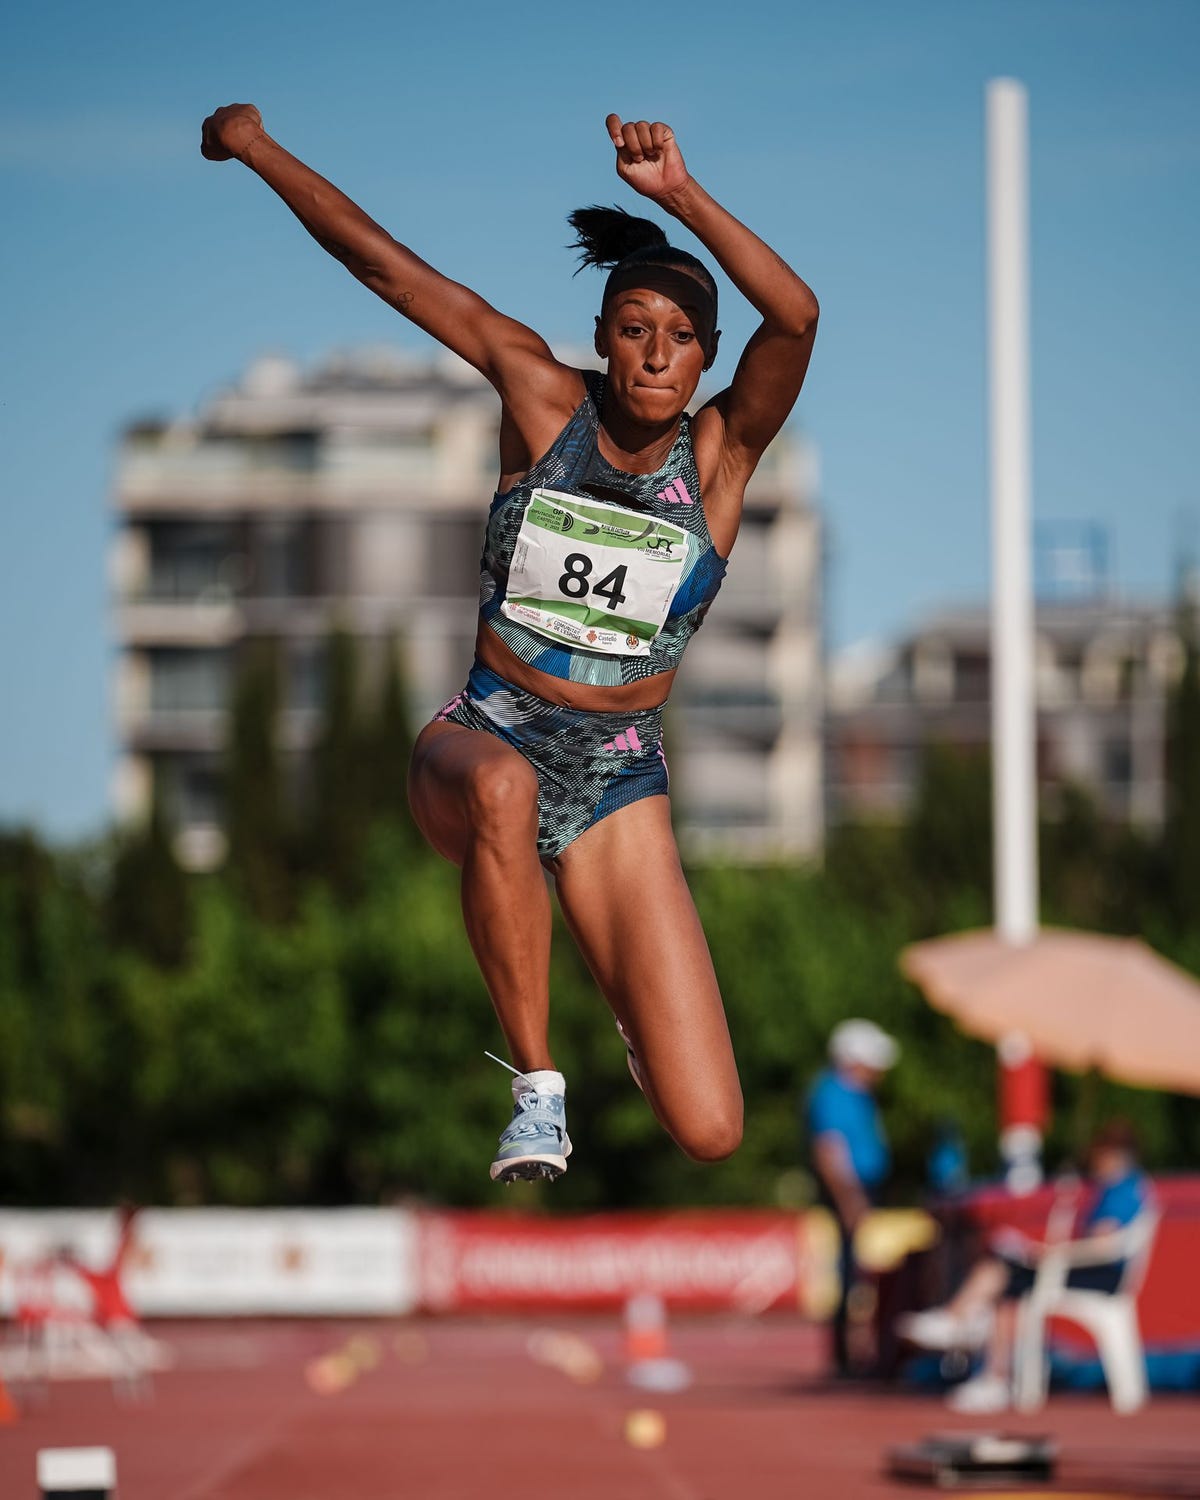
[201,106,818,1182]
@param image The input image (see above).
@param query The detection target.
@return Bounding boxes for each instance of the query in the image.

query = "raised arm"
[606,116,818,468]
[200,106,580,428]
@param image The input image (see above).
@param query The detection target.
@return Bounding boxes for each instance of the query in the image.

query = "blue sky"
[2,0,1197,838]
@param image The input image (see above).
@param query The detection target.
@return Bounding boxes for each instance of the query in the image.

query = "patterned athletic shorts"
[435,661,669,859]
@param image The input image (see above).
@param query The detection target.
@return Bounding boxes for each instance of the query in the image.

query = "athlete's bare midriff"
[475,624,677,712]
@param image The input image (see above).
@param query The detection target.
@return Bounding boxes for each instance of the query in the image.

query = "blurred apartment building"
[827,600,1182,827]
[111,349,824,868]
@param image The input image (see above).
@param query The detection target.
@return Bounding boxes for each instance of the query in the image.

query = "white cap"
[829,1019,899,1072]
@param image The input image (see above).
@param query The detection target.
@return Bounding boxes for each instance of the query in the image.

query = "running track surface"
[3,1317,1199,1498]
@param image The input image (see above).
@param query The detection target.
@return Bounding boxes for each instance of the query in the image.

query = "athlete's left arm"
[608,118,819,469]
[667,191,818,470]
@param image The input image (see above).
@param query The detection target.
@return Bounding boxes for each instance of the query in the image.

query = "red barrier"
[416,1210,806,1313]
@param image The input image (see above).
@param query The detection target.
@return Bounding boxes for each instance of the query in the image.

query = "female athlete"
[201,106,819,1183]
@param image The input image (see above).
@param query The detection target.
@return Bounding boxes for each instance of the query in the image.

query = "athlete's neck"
[596,398,681,476]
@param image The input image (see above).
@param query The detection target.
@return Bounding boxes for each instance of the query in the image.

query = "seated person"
[897,1118,1150,1413]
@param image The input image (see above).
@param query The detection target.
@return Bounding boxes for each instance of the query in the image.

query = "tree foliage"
[106,789,190,968]
[1165,604,1200,925]
[360,632,418,836]
[2,619,1199,1209]
[306,626,366,894]
[225,637,291,921]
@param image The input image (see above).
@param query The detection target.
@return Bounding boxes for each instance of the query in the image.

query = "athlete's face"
[594,268,719,425]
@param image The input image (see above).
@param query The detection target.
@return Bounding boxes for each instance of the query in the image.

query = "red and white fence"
[0,1207,830,1319]
[0,1209,420,1318]
[417,1210,812,1314]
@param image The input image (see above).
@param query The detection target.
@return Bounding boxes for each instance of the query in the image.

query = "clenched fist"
[200,103,264,162]
[605,114,691,203]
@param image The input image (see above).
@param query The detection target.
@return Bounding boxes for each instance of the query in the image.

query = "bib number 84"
[558,553,628,609]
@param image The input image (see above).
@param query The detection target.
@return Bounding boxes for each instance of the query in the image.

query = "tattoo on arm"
[395,291,414,313]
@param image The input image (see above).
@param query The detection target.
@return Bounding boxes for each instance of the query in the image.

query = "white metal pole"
[988,79,1043,1191]
[987,79,1038,948]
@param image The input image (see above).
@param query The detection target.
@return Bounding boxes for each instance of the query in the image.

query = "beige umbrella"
[901,928,1200,1096]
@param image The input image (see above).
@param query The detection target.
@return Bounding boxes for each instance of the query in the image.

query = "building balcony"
[114,598,244,647]
[717,581,804,624]
[120,707,321,753]
[114,591,435,645]
[673,702,784,750]
[113,465,485,517]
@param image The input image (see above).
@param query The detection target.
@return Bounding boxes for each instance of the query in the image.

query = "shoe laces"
[502,1096,565,1146]
[486,1053,565,1139]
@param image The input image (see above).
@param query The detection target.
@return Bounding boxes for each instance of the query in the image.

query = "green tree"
[308,625,369,891]
[904,741,993,930]
[0,832,112,1203]
[824,820,912,921]
[1163,603,1200,928]
[359,630,417,837]
[225,637,291,921]
[0,831,61,1197]
[11,686,1200,1212]
[156,882,350,1203]
[107,785,191,967]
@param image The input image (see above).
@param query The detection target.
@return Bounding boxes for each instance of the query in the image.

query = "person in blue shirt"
[898,1117,1151,1412]
[927,1119,970,1197]
[805,1019,899,1376]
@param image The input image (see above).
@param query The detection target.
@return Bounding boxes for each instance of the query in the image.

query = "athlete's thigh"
[409,719,538,867]
[552,797,741,1126]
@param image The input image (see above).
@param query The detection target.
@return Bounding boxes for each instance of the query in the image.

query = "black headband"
[602,260,719,327]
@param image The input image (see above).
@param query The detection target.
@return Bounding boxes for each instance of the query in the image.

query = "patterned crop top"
[479,372,727,688]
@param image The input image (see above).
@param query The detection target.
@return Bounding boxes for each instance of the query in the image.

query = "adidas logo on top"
[656,478,694,507]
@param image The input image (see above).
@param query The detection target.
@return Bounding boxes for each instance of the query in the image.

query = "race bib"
[501,488,688,656]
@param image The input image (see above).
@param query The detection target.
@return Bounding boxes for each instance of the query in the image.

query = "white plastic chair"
[1012,1203,1160,1413]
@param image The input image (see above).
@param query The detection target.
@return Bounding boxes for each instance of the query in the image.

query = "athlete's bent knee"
[462,756,539,833]
[676,1103,744,1164]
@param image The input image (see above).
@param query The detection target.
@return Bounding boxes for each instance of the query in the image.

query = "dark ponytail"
[567,204,669,271]
[566,203,719,320]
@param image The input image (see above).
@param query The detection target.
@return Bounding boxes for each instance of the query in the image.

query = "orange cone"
[623,1292,668,1365]
[623,1291,692,1393]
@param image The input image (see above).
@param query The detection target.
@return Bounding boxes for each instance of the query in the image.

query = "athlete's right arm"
[200,105,576,413]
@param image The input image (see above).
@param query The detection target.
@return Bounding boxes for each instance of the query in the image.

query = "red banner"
[416,1210,806,1313]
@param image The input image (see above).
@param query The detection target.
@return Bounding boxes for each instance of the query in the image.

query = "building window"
[252,516,316,599]
[287,642,325,712]
[424,517,482,597]
[147,520,244,602]
[1104,739,1133,788]
[244,431,318,471]
[149,649,230,712]
[168,756,224,827]
[953,652,991,703]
